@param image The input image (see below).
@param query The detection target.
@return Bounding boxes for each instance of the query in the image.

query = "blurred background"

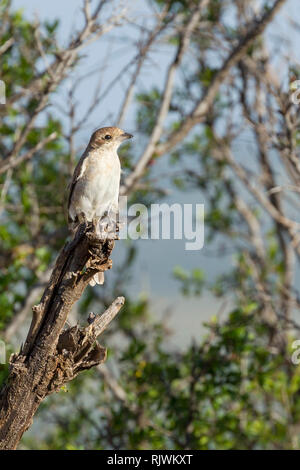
[1,0,300,449]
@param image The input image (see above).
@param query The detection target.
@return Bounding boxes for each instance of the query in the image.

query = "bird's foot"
[93,213,119,240]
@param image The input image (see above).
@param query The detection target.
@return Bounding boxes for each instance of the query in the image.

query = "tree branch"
[0,132,58,176]
[157,0,286,157]
[121,0,210,194]
[0,224,124,449]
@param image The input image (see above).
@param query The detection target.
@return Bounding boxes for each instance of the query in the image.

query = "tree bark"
[0,225,124,449]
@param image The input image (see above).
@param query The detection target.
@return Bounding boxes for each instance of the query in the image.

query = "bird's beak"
[121,132,133,140]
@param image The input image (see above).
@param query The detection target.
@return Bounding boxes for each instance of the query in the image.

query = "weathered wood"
[0,224,124,449]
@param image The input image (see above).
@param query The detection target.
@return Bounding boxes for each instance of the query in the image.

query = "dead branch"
[0,224,124,450]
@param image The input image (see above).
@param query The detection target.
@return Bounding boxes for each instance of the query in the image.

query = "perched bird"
[68,126,133,286]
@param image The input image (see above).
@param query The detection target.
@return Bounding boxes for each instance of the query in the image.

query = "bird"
[68,126,133,286]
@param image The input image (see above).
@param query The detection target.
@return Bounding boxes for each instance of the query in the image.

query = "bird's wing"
[67,150,88,217]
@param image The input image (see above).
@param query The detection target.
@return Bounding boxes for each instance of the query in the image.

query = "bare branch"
[121,0,210,194]
[0,132,58,176]
[155,0,287,157]
[0,224,123,449]
[0,37,14,57]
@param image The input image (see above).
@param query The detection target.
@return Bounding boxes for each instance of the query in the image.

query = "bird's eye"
[104,134,112,140]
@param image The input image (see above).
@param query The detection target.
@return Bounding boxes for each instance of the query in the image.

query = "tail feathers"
[89,272,104,286]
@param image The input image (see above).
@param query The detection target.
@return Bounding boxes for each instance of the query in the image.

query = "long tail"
[89,272,104,286]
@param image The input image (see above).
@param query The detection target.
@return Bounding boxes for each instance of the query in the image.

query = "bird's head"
[88,126,133,150]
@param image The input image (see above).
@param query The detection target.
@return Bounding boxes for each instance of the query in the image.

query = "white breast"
[69,148,121,222]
